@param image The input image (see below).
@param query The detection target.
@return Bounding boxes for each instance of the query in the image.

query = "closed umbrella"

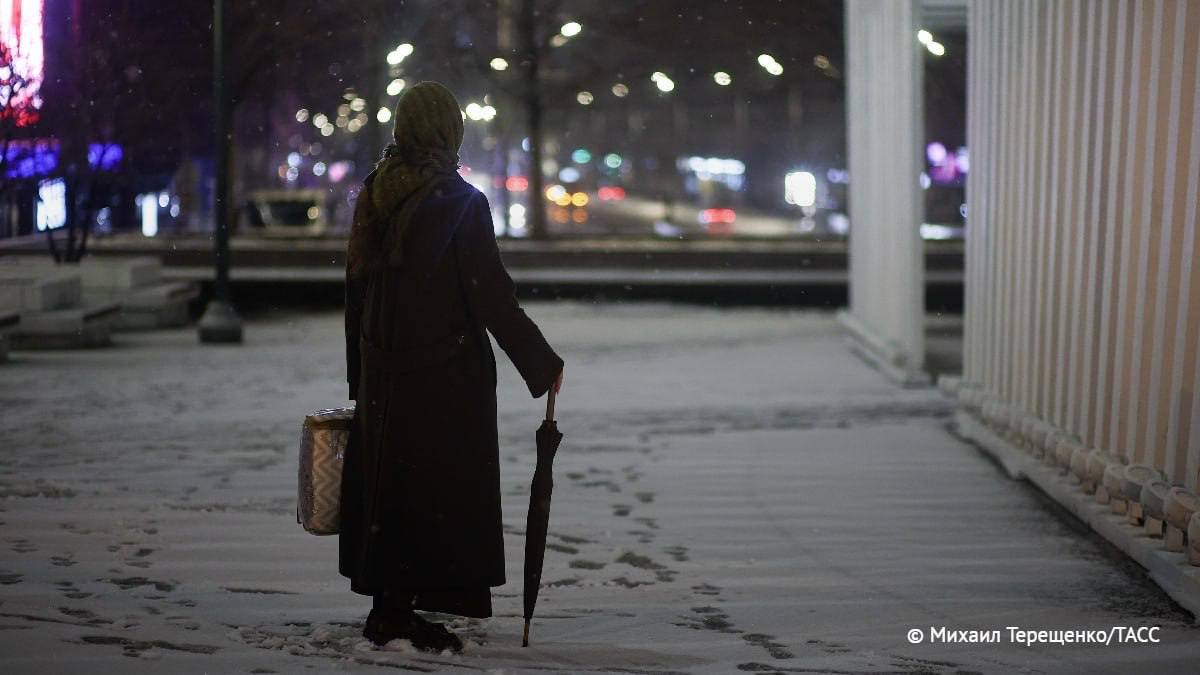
[522,388,563,647]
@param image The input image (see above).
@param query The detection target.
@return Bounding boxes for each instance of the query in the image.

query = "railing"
[962,0,1200,490]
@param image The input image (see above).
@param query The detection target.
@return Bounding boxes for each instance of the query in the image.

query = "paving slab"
[0,304,1195,673]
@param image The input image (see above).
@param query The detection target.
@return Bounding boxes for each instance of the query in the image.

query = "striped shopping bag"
[297,406,354,535]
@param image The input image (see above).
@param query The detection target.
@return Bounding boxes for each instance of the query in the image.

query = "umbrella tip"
[522,621,530,647]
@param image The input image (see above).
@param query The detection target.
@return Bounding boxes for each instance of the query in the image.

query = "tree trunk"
[495,133,511,236]
[520,0,547,240]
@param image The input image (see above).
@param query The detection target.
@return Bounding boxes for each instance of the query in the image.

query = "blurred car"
[690,176,742,235]
[596,186,626,202]
[698,206,737,235]
[243,189,328,237]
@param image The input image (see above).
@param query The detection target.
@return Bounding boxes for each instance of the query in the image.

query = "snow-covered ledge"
[836,310,930,388]
[953,409,1200,620]
[0,311,18,362]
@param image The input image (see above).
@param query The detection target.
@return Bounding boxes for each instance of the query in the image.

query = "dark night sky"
[34,1,962,214]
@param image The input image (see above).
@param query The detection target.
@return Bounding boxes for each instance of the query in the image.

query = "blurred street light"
[612,83,629,97]
[758,53,783,76]
[386,78,406,96]
[377,107,392,123]
[295,108,309,122]
[651,72,675,92]
[465,102,497,122]
[917,29,945,55]
[714,71,732,86]
[490,57,509,71]
[386,42,413,65]
[577,91,593,105]
[560,21,582,37]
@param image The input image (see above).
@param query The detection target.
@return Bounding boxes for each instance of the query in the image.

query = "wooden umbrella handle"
[545,387,556,423]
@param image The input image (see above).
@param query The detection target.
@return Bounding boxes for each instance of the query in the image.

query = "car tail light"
[598,186,627,201]
[700,208,736,224]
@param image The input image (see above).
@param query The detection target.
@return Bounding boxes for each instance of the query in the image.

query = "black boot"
[365,594,463,653]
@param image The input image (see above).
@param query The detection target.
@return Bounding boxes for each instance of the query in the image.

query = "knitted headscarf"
[347,81,465,276]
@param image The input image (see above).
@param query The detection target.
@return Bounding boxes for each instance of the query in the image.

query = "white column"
[841,0,926,385]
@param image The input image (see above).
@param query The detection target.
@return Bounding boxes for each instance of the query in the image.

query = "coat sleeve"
[457,192,564,397]
[345,272,366,400]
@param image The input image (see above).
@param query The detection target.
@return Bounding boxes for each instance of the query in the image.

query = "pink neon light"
[1,0,44,127]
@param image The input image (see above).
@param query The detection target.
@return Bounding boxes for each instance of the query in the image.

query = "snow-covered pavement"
[1,303,1196,673]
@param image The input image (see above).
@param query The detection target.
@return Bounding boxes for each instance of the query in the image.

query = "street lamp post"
[198,0,243,344]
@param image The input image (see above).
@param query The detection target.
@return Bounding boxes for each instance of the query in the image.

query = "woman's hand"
[553,368,564,394]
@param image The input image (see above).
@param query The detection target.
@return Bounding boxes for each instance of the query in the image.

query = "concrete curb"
[954,410,1200,620]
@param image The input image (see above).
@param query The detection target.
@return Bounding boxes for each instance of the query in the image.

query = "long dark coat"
[339,175,563,604]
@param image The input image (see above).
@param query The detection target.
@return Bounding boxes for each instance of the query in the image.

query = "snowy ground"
[1,302,1197,674]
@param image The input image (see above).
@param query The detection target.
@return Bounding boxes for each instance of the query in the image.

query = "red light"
[597,186,627,201]
[700,208,736,224]
[505,176,529,192]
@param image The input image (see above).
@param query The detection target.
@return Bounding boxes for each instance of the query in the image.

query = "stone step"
[0,268,82,312]
[10,303,119,349]
[100,281,199,330]
[2,257,197,330]
[4,256,161,290]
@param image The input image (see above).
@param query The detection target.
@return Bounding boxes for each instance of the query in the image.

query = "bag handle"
[545,387,556,423]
